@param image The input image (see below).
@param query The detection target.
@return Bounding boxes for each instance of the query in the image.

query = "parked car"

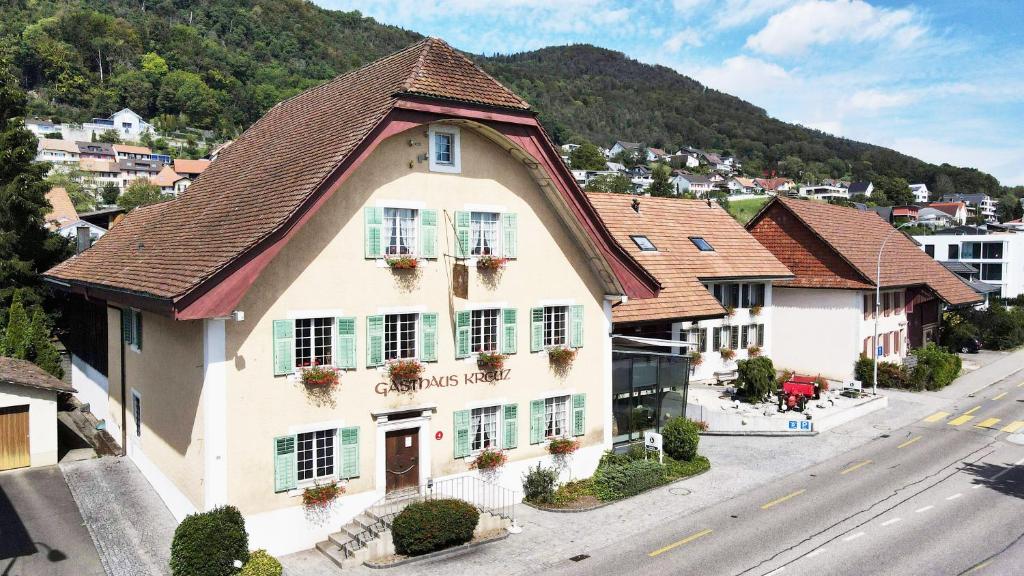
[956,337,982,354]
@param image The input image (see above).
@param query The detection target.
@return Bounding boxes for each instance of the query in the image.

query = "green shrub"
[661,417,701,462]
[170,505,250,576]
[522,463,558,504]
[736,356,777,401]
[854,355,910,389]
[911,343,961,390]
[665,455,711,480]
[551,479,595,506]
[598,444,647,468]
[592,459,666,501]
[391,499,479,556]
[239,550,281,576]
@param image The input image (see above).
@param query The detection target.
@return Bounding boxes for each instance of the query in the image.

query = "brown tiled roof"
[44,187,79,230]
[588,193,793,323]
[0,356,74,393]
[149,165,182,187]
[928,202,965,216]
[749,197,980,306]
[113,144,152,155]
[172,159,210,175]
[38,138,80,154]
[45,38,534,302]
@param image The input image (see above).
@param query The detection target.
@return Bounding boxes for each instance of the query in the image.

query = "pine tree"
[2,290,30,358]
[28,308,63,378]
[648,164,675,197]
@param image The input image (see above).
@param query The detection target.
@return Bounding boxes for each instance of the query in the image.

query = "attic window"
[631,235,657,251]
[428,125,461,174]
[690,237,714,252]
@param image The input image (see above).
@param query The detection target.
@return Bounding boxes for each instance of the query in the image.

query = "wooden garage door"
[0,405,30,471]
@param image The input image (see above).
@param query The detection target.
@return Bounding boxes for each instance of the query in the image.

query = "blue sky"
[315,0,1024,185]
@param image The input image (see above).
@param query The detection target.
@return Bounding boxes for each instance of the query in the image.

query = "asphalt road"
[545,371,1024,576]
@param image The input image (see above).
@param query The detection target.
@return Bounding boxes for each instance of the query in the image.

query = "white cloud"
[713,0,795,29]
[672,0,708,12]
[663,29,704,52]
[745,0,924,57]
[691,55,792,100]
[845,89,918,111]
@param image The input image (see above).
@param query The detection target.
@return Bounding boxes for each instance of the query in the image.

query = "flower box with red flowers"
[547,346,576,369]
[300,363,339,387]
[719,347,736,361]
[476,351,506,372]
[469,448,507,471]
[547,437,580,456]
[302,482,343,511]
[387,359,423,382]
[476,255,508,272]
[386,256,418,270]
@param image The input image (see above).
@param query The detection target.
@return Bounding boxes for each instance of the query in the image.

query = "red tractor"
[778,375,820,412]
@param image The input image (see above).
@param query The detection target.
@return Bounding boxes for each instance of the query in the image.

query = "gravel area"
[62,457,177,576]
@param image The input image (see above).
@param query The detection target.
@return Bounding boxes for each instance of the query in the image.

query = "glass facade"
[612,351,689,446]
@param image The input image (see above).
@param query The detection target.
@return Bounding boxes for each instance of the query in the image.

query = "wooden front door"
[0,405,30,471]
[385,428,419,493]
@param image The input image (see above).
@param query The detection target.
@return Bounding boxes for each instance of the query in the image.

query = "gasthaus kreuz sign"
[374,369,512,396]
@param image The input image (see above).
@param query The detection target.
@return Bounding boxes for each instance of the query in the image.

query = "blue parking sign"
[800,421,811,431]
[788,420,798,430]
[877,345,884,357]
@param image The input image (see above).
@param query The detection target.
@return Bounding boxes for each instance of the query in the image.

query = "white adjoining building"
[26,108,155,143]
[915,230,1024,299]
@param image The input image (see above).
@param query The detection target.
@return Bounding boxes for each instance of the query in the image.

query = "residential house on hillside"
[35,138,80,168]
[79,158,121,190]
[672,172,713,196]
[26,108,155,142]
[44,186,107,246]
[588,194,792,408]
[726,177,758,195]
[150,165,193,196]
[608,141,657,162]
[173,158,211,180]
[747,197,980,380]
[119,158,165,189]
[915,207,957,229]
[799,184,848,201]
[939,193,996,222]
[849,181,874,197]
[671,150,700,168]
[929,201,969,225]
[44,38,659,557]
[755,177,795,196]
[910,183,930,204]
[113,144,153,161]
[77,141,115,160]
[915,229,1024,299]
[647,147,669,161]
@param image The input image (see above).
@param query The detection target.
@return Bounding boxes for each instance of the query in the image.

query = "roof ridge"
[400,37,435,93]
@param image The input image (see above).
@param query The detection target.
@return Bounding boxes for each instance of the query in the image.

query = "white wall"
[0,382,59,467]
[771,287,862,380]
[71,354,109,425]
[915,233,1024,299]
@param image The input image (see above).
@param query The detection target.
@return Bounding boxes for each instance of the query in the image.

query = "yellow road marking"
[949,415,975,426]
[898,436,923,449]
[648,528,713,557]
[965,560,992,573]
[924,411,950,422]
[976,418,1001,429]
[1001,421,1024,434]
[761,489,806,509]
[841,460,873,475]
[1018,382,1024,388]
[964,406,981,415]
[992,392,1008,401]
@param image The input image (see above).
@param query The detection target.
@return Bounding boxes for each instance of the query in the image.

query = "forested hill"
[0,0,1006,196]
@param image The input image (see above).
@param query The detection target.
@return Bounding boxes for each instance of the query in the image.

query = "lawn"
[726,196,770,224]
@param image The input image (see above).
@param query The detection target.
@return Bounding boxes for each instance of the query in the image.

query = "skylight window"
[690,237,714,252]
[631,235,657,251]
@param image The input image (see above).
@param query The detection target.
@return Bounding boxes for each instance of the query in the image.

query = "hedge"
[239,550,282,576]
[854,344,961,392]
[661,417,701,462]
[592,459,666,501]
[391,499,479,556]
[170,506,250,576]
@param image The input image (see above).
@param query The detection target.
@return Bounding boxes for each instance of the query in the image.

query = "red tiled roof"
[44,187,78,230]
[588,194,792,323]
[748,197,980,306]
[754,177,792,191]
[172,159,210,175]
[928,202,965,217]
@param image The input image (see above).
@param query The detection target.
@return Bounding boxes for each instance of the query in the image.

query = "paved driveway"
[0,465,104,576]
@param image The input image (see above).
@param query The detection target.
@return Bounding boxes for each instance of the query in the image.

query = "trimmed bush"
[736,355,776,401]
[910,343,961,391]
[592,459,666,501]
[522,463,558,504]
[391,499,479,556]
[661,417,701,462]
[170,505,249,576]
[854,355,909,389]
[239,550,282,576]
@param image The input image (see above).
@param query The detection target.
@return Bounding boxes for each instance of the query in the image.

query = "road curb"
[362,531,509,569]
[699,430,818,437]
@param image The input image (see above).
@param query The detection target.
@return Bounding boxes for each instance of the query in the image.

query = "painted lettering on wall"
[374,369,512,396]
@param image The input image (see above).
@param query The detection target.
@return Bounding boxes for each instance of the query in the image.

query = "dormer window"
[690,236,714,251]
[429,125,461,174]
[631,235,657,251]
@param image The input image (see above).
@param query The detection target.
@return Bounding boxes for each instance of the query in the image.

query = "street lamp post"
[873,221,914,395]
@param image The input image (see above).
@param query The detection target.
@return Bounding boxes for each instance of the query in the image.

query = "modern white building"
[26,109,156,143]
[910,183,930,204]
[35,138,81,168]
[799,185,849,201]
[915,231,1024,299]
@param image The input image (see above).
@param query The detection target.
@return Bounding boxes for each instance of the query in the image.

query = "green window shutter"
[364,206,383,259]
[503,404,518,449]
[420,209,438,259]
[273,436,297,492]
[420,313,438,362]
[529,399,544,444]
[500,308,517,355]
[453,410,471,458]
[366,315,384,367]
[741,326,748,349]
[336,317,356,369]
[455,311,471,359]
[570,305,584,348]
[272,320,294,376]
[758,324,765,346]
[340,426,360,479]
[133,311,143,350]
[455,211,470,258]
[530,308,544,352]
[713,327,721,351]
[121,309,132,343]
[501,213,518,258]
[572,394,586,437]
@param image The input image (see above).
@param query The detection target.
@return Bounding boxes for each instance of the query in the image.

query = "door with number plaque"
[385,428,419,493]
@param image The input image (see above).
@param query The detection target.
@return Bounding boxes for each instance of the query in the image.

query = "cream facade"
[0,382,60,468]
[102,124,619,554]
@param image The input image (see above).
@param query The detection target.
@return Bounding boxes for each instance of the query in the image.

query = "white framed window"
[385,313,418,360]
[471,406,500,451]
[544,395,569,438]
[131,390,142,437]
[428,125,461,173]
[543,306,568,347]
[471,309,500,353]
[471,212,500,256]
[383,207,418,256]
[295,317,333,368]
[297,428,336,483]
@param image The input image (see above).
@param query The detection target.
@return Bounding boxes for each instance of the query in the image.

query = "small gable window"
[631,235,657,251]
[690,236,714,251]
[429,125,461,174]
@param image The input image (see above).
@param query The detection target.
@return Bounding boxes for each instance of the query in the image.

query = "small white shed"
[0,357,74,471]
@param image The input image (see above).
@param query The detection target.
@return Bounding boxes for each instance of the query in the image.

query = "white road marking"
[916,505,934,513]
[805,548,826,558]
[987,456,1024,483]
[946,493,963,501]
[843,532,866,542]
[881,518,902,526]
[973,484,984,489]
[765,568,785,575]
